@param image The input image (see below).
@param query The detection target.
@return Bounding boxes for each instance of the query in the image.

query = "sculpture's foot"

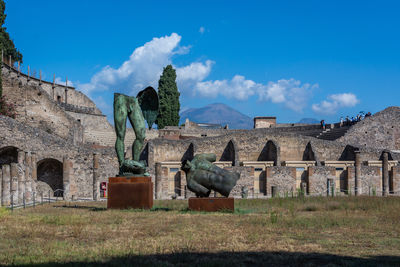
[118,159,147,177]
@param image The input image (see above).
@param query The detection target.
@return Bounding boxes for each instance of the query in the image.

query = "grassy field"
[0,196,400,266]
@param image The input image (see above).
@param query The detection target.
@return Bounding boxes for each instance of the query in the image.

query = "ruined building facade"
[1,62,400,206]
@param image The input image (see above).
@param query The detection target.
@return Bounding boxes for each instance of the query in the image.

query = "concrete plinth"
[188,197,234,212]
[107,177,153,209]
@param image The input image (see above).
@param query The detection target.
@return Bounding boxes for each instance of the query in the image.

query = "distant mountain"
[179,103,253,129]
[297,118,319,124]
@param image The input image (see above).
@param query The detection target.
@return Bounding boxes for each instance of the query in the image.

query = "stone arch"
[37,158,63,197]
[258,140,280,166]
[339,145,358,161]
[220,140,239,166]
[0,146,19,167]
[379,151,393,161]
[302,142,320,165]
[181,143,195,162]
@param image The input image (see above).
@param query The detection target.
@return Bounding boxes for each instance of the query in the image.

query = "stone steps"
[84,129,136,147]
[316,126,350,141]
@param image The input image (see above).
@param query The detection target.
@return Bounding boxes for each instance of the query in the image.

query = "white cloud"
[312,93,359,115]
[193,77,316,112]
[259,79,317,112]
[194,75,259,100]
[77,33,324,117]
[78,33,185,96]
[55,77,74,87]
[199,26,205,34]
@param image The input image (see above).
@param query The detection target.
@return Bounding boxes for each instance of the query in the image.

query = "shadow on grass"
[54,205,107,212]
[17,251,400,266]
[55,204,255,214]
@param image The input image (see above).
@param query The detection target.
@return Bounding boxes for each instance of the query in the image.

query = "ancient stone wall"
[359,166,381,196]
[2,64,100,111]
[0,115,118,200]
[392,166,400,195]
[308,166,336,196]
[265,167,296,197]
[226,166,254,198]
[2,68,83,143]
[338,107,400,150]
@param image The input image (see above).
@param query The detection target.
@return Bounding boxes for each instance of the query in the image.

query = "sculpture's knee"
[135,127,145,142]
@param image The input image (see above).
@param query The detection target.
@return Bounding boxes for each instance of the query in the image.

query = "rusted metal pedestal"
[188,197,234,212]
[107,177,153,209]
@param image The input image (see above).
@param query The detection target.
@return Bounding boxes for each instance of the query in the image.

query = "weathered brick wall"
[308,166,336,196]
[265,167,296,197]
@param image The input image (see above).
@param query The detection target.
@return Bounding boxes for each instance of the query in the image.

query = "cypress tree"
[0,0,22,64]
[156,65,180,129]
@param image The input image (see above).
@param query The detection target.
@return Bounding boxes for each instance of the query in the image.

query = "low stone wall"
[265,167,296,197]
[308,166,336,196]
[359,166,381,196]
[392,166,400,195]
[226,166,254,198]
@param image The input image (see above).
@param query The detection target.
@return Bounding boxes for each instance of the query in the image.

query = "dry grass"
[0,197,400,266]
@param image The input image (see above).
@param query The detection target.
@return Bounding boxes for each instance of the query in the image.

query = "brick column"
[17,150,25,204]
[25,152,32,203]
[382,152,389,196]
[1,165,11,206]
[93,153,100,201]
[63,156,72,200]
[355,151,361,196]
[10,163,18,205]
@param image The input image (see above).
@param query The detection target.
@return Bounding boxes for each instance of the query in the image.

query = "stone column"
[180,170,187,198]
[382,151,389,196]
[155,163,162,199]
[1,165,11,206]
[10,163,18,205]
[63,156,72,200]
[0,167,2,207]
[93,153,100,201]
[354,151,361,196]
[31,152,37,194]
[17,150,25,204]
[25,152,32,203]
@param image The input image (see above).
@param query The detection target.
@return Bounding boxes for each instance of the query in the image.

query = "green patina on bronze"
[113,87,158,176]
[181,153,240,197]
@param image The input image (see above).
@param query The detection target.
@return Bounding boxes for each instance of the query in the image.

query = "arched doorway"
[258,140,279,166]
[0,146,18,167]
[303,142,316,161]
[181,143,194,162]
[220,140,237,166]
[37,158,63,197]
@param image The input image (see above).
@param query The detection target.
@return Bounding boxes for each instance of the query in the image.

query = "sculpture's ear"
[137,86,159,129]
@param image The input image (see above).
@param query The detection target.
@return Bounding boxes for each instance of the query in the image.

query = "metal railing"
[7,189,65,211]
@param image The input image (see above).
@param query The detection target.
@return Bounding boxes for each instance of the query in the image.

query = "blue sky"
[5,0,400,123]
